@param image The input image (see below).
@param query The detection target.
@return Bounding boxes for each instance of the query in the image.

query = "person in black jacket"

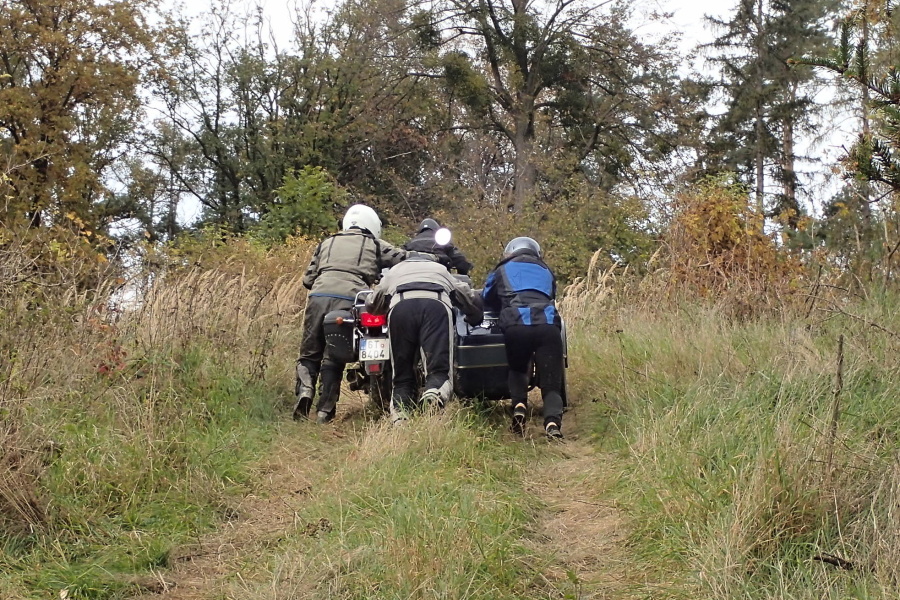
[482,237,564,439]
[403,218,473,275]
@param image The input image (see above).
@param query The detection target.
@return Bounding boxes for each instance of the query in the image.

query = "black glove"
[464,309,484,326]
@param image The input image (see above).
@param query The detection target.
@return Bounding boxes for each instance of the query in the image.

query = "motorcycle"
[323,226,569,413]
[323,289,393,412]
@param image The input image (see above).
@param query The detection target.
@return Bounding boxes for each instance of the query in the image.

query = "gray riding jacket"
[303,229,407,301]
[366,256,483,323]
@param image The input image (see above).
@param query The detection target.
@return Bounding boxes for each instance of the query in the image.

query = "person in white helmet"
[294,204,407,424]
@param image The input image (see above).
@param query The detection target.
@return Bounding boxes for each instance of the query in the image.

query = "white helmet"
[342,204,382,239]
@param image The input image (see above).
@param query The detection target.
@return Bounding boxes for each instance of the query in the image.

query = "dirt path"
[130,393,630,599]
[523,399,631,598]
[129,396,372,599]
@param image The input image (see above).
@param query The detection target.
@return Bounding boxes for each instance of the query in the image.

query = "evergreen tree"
[801,0,900,277]
[703,0,836,228]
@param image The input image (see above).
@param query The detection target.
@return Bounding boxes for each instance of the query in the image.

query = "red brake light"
[360,312,386,327]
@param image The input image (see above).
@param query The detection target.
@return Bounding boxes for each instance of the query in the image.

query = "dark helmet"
[418,218,440,232]
[503,236,542,258]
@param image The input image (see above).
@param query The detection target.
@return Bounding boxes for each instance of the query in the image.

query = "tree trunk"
[512,126,536,213]
[511,102,536,214]
[754,0,766,224]
[755,101,765,218]
[781,120,799,229]
[29,155,51,228]
[859,3,873,228]
[781,82,799,230]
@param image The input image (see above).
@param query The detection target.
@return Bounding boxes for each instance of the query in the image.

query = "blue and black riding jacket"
[482,251,561,330]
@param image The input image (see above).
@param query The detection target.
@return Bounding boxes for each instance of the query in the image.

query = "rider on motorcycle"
[482,237,565,439]
[403,218,474,275]
[294,204,407,424]
[366,251,483,424]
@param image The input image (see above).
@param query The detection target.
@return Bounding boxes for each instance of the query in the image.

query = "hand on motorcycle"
[464,310,484,326]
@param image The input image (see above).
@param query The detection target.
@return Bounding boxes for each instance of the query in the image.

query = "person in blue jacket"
[482,237,564,439]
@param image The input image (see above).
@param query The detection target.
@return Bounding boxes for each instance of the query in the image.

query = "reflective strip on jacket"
[365,256,483,323]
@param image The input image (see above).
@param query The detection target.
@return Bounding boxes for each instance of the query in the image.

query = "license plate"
[359,338,389,361]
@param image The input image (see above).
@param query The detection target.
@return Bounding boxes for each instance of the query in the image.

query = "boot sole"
[511,413,526,436]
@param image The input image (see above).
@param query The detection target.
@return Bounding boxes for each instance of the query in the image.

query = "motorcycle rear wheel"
[368,368,392,413]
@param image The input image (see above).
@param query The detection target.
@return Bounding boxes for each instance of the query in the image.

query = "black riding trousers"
[503,324,564,427]
[388,298,452,408]
[296,295,353,416]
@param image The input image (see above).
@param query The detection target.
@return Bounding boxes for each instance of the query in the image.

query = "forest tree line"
[2,0,900,283]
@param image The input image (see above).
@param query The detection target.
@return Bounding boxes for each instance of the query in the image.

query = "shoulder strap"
[373,237,383,270]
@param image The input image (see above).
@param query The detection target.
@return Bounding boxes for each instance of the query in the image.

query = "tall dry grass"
[1,229,121,537]
[0,233,316,597]
[128,265,307,379]
[560,255,900,598]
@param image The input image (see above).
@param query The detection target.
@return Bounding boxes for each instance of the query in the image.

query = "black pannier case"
[323,309,355,364]
[453,309,511,400]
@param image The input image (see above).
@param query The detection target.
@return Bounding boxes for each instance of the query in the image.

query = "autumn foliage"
[658,177,806,312]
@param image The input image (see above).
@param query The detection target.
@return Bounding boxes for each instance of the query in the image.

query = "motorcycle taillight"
[360,312,386,327]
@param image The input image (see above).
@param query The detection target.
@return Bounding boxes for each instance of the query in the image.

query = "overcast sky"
[178,0,728,54]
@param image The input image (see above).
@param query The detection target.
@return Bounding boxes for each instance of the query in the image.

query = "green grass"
[1,344,287,600]
[566,291,900,599]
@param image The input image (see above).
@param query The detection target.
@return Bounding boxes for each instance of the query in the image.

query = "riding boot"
[508,370,530,435]
[293,360,319,420]
[315,361,343,423]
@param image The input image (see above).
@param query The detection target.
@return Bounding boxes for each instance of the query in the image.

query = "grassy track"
[122,397,622,600]
[5,252,900,599]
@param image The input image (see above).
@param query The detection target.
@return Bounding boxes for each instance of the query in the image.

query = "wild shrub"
[0,224,118,298]
[253,166,346,243]
[422,186,653,285]
[656,176,807,315]
[143,226,314,279]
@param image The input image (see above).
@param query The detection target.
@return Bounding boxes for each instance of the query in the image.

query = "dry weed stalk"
[824,334,845,492]
[558,250,618,320]
[0,428,48,533]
